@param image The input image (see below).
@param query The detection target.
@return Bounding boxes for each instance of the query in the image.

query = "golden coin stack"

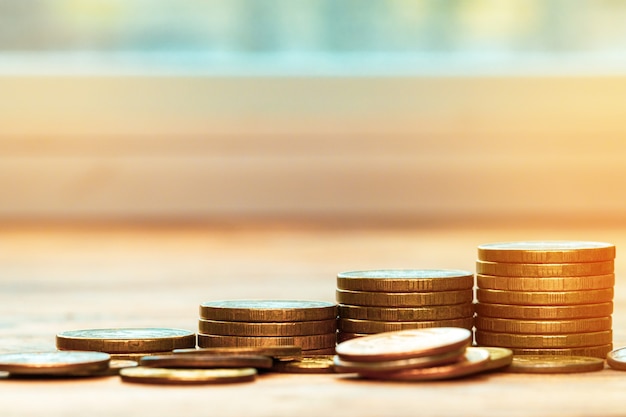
[336,269,475,343]
[474,241,616,359]
[197,300,338,355]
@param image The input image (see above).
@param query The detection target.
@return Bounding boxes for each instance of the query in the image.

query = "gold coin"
[506,355,604,373]
[337,269,473,292]
[172,346,302,361]
[303,348,336,355]
[197,333,336,350]
[476,274,615,291]
[271,356,337,374]
[478,241,615,263]
[481,347,513,371]
[56,328,196,354]
[333,347,466,373]
[338,304,475,321]
[140,354,273,369]
[509,344,612,359]
[336,289,473,307]
[475,302,613,319]
[199,300,337,322]
[476,288,613,306]
[357,347,490,381]
[198,318,337,336]
[0,351,110,375]
[335,327,472,362]
[119,366,257,385]
[338,317,474,333]
[476,260,613,277]
[475,330,612,348]
[606,347,626,371]
[474,316,612,334]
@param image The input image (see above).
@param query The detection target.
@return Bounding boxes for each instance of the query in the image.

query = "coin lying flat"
[476,260,614,277]
[140,354,273,369]
[172,346,302,361]
[56,328,196,353]
[198,318,337,336]
[338,317,474,333]
[0,351,110,375]
[474,316,612,334]
[357,347,490,381]
[606,347,626,371]
[336,269,473,292]
[336,289,473,307]
[475,302,613,320]
[475,330,612,348]
[69,359,139,377]
[481,347,514,371]
[333,348,465,373]
[338,304,475,321]
[197,333,336,350]
[109,352,173,362]
[199,300,337,322]
[506,355,604,374]
[119,366,257,385]
[335,327,472,362]
[477,241,616,263]
[476,288,613,306]
[271,356,337,374]
[476,274,615,291]
[509,344,612,359]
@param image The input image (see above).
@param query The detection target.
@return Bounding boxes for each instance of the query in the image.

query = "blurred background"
[1,0,626,224]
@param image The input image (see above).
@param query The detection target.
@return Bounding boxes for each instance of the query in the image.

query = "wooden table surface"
[1,221,625,417]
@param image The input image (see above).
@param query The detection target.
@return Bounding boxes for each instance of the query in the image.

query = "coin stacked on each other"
[336,269,475,343]
[474,241,615,359]
[198,300,338,355]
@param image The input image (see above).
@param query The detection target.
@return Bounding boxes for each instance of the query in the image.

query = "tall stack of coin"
[336,269,475,343]
[198,300,337,355]
[474,241,615,359]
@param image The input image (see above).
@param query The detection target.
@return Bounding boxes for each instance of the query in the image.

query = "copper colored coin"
[199,318,337,336]
[0,351,110,375]
[197,333,336,350]
[509,344,612,359]
[336,289,473,307]
[336,269,473,292]
[120,366,257,385]
[140,354,273,369]
[172,345,301,361]
[506,355,604,374]
[477,241,615,263]
[335,327,472,362]
[333,347,466,373]
[476,274,615,291]
[338,317,473,334]
[271,356,337,374]
[338,304,475,321]
[474,316,612,335]
[475,302,613,320]
[476,288,614,306]
[56,328,196,353]
[109,352,173,362]
[303,348,336,355]
[69,359,139,377]
[606,347,626,371]
[476,260,614,277]
[199,300,337,322]
[358,347,490,381]
[481,347,514,371]
[475,330,612,348]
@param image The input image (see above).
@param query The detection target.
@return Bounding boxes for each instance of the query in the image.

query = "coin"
[140,354,273,369]
[333,347,466,373]
[119,366,257,385]
[475,330,612,348]
[0,351,110,375]
[336,332,365,344]
[271,356,337,374]
[509,344,612,359]
[198,318,337,336]
[303,348,336,355]
[172,346,302,361]
[338,304,475,321]
[506,355,604,373]
[335,327,472,362]
[475,302,613,319]
[357,347,490,381]
[56,328,196,353]
[606,347,626,371]
[474,316,612,334]
[481,347,513,371]
[476,260,613,277]
[477,241,615,263]
[338,317,474,333]
[476,288,613,306]
[109,352,173,361]
[69,359,139,377]
[336,289,473,307]
[476,274,615,291]
[337,269,473,292]
[199,300,337,322]
[197,333,336,350]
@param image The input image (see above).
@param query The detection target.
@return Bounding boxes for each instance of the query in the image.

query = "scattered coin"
[338,317,473,333]
[172,346,302,361]
[199,300,337,322]
[476,274,615,291]
[475,302,613,320]
[69,359,139,377]
[476,288,613,306]
[0,351,110,376]
[56,328,196,353]
[606,347,626,371]
[476,260,614,277]
[271,356,337,374]
[197,333,336,350]
[477,241,615,263]
[475,330,612,348]
[335,327,472,362]
[480,347,514,371]
[338,304,475,322]
[198,318,337,337]
[506,355,605,373]
[119,366,257,385]
[336,289,473,307]
[333,348,465,373]
[474,316,612,334]
[140,354,273,369]
[336,269,473,292]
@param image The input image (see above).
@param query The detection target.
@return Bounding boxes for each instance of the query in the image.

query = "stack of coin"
[474,241,615,359]
[197,300,337,355]
[336,269,474,343]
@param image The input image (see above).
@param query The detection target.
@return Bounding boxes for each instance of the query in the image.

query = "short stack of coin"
[198,300,337,355]
[336,269,474,343]
[474,241,615,359]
